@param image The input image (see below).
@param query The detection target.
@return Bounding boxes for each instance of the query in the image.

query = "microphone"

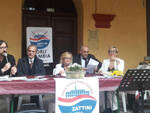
[3,53,8,62]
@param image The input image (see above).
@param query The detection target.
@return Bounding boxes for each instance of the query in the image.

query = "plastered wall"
[0,0,21,63]
[80,0,147,71]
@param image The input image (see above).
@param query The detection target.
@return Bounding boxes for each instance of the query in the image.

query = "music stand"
[118,69,150,113]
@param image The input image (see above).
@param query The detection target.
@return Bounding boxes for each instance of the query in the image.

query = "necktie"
[30,59,33,69]
[83,58,88,68]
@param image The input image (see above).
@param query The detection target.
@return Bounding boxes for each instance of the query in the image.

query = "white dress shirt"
[53,64,66,76]
[81,57,86,68]
[28,58,35,64]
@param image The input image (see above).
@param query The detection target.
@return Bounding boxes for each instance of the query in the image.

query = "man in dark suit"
[0,40,17,113]
[73,45,102,73]
[0,40,17,76]
[17,45,45,76]
[17,45,45,108]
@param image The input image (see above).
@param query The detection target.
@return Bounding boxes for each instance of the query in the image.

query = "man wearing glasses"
[0,40,17,76]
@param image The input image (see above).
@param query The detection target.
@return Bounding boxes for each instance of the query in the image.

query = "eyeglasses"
[108,50,117,53]
[83,51,89,53]
[63,57,72,60]
[0,46,7,49]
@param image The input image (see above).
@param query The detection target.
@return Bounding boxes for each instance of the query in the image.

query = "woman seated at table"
[53,51,72,76]
[99,46,124,113]
[49,52,72,113]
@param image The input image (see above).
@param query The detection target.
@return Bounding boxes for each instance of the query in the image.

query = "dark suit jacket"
[0,54,16,76]
[73,54,102,71]
[17,56,45,76]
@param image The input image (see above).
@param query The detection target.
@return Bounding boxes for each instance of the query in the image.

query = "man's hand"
[83,68,87,71]
[1,62,11,73]
[97,70,102,74]
[11,66,17,75]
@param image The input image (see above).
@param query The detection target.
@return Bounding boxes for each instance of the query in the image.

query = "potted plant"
[66,63,85,79]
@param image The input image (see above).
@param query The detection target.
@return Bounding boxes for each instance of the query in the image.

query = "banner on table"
[26,27,53,63]
[55,77,99,113]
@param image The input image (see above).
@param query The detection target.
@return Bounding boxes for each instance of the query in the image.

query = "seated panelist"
[0,40,17,76]
[16,45,45,108]
[99,46,124,113]
[0,40,17,113]
[53,51,72,76]
[99,46,124,76]
[51,52,72,113]
[17,45,45,76]
[73,45,102,73]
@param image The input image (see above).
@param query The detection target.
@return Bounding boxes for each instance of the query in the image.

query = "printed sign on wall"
[55,77,99,113]
[27,27,53,63]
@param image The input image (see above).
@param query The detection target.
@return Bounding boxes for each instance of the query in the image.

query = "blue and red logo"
[29,31,50,49]
[57,87,97,113]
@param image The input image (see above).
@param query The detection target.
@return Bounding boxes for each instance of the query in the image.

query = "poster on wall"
[26,27,53,64]
[55,77,99,113]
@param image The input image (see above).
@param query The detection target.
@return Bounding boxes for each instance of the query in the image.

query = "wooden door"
[147,0,150,56]
[22,11,77,74]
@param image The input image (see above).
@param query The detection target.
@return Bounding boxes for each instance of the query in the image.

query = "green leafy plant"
[67,63,83,72]
[66,63,85,79]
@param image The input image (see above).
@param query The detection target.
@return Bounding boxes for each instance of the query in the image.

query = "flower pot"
[66,70,85,79]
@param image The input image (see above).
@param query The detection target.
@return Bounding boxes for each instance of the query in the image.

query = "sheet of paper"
[0,75,9,79]
[96,76,105,79]
[0,76,48,81]
[9,77,28,81]
[0,75,10,81]
[86,58,99,74]
[24,76,48,81]
[25,77,48,81]
[86,65,97,74]
[0,76,28,81]
[88,58,99,66]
